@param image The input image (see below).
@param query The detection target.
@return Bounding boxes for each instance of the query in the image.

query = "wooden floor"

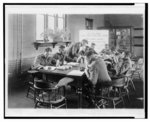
[8,78,144,109]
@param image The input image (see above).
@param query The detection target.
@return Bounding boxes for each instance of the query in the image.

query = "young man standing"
[90,42,97,54]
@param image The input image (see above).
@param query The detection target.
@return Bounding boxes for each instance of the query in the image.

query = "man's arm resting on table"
[33,56,44,69]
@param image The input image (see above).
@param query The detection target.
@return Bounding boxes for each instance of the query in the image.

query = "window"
[36,14,66,40]
[58,14,64,30]
[48,15,55,30]
[36,14,44,40]
[85,18,93,30]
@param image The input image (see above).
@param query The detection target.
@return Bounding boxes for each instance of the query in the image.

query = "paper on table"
[67,70,84,76]
[67,62,79,66]
[43,66,56,71]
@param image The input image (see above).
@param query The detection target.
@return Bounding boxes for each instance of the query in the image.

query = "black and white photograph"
[4,3,147,118]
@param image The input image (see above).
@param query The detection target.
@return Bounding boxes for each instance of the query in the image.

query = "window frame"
[36,14,66,40]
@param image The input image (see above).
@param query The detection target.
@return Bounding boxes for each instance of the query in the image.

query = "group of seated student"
[100,44,132,78]
[33,45,67,69]
[32,39,132,94]
[33,39,96,69]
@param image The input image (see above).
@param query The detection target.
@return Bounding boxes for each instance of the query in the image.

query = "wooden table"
[37,66,84,108]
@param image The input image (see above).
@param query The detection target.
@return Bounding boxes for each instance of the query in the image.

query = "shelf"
[133,27,143,30]
[133,44,143,47]
[133,36,143,38]
[33,41,72,50]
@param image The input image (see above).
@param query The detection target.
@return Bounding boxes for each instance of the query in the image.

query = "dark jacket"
[51,52,66,66]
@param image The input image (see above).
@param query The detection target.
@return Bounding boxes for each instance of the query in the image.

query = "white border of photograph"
[4,3,146,118]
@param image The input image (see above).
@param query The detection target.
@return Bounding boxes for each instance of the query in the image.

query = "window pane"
[58,14,63,18]
[36,15,44,40]
[48,16,54,30]
[58,18,63,30]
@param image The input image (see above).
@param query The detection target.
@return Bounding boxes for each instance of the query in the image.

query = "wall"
[67,14,104,42]
[105,14,143,27]
[8,14,23,77]
[104,14,144,57]
[8,14,40,89]
[8,14,36,74]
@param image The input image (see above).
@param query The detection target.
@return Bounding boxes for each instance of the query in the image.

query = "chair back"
[34,81,52,90]
[34,80,66,108]
[138,58,144,64]
[137,58,144,69]
[96,81,112,89]
[112,77,126,87]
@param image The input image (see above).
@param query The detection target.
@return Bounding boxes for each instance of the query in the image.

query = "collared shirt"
[33,54,53,68]
[65,49,79,62]
[115,57,131,75]
[51,52,66,66]
[101,49,112,55]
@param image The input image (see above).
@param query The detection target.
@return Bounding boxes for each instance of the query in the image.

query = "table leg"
[42,74,47,81]
[77,75,84,108]
[77,87,82,108]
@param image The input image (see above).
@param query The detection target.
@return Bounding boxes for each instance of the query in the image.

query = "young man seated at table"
[79,39,89,53]
[124,51,132,67]
[33,47,53,69]
[83,50,112,93]
[111,47,119,55]
[51,45,66,66]
[101,44,111,55]
[32,47,53,80]
[90,42,97,54]
[77,46,92,67]
[113,54,131,77]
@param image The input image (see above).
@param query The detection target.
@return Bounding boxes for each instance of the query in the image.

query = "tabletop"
[37,66,84,77]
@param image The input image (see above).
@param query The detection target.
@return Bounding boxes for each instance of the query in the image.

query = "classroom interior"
[7,13,144,109]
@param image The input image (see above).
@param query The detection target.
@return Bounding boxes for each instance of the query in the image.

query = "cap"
[45,47,52,52]
[59,45,65,49]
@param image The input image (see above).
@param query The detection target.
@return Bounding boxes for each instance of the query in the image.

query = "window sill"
[33,41,71,50]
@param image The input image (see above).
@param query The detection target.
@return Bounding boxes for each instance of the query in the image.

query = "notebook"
[67,70,84,76]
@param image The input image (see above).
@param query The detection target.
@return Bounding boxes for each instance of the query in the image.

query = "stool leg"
[65,99,67,109]
[118,88,125,107]
[113,100,116,108]
[121,97,125,107]
[26,87,30,98]
[130,79,136,91]
[124,87,130,105]
[50,104,53,108]
[34,101,38,108]
[34,90,36,103]
[125,87,130,102]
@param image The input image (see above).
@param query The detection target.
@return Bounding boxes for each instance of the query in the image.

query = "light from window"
[48,15,55,30]
[36,15,44,40]
[58,14,63,18]
[58,18,64,30]
[36,14,66,41]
